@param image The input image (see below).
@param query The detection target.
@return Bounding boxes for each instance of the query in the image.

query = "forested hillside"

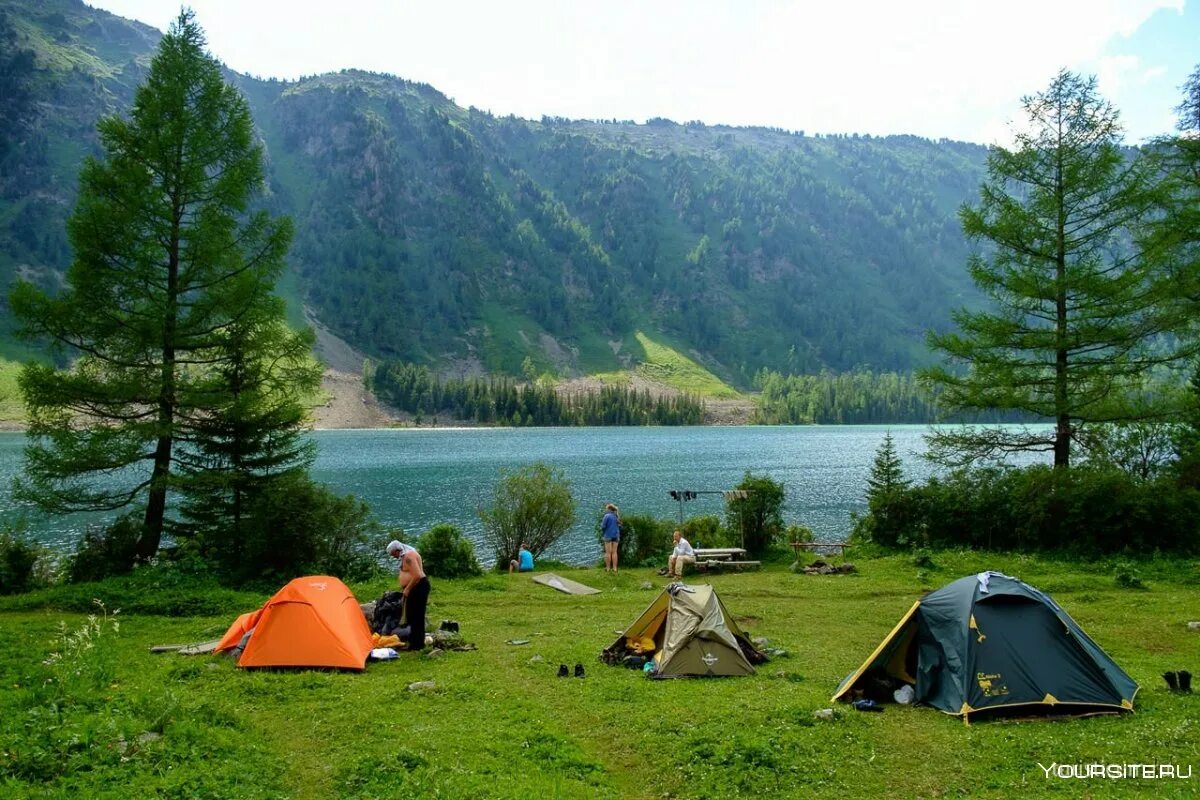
[0,0,988,385]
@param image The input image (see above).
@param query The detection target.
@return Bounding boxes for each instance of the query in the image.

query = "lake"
[0,426,1035,565]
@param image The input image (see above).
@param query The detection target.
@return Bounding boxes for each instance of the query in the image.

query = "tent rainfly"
[603,583,766,678]
[832,571,1138,720]
[215,575,374,670]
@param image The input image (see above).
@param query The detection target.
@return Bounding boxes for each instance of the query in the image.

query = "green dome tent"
[832,572,1138,720]
[603,583,766,678]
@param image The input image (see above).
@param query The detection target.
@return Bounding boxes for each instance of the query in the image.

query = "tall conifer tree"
[174,315,321,567]
[10,11,294,559]
[922,71,1195,468]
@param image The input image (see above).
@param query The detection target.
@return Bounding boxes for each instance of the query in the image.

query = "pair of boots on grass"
[1163,670,1192,692]
[558,663,585,678]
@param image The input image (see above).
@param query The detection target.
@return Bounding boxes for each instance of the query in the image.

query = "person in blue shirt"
[601,503,621,574]
[509,543,535,574]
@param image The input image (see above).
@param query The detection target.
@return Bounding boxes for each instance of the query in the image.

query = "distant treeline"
[371,362,705,426]
[752,369,1040,424]
[752,369,939,424]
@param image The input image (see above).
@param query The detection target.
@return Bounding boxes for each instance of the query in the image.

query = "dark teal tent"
[832,572,1138,720]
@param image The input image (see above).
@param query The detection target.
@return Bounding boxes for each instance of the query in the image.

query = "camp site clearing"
[1,551,1198,799]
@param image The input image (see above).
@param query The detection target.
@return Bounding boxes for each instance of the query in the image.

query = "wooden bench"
[790,542,849,558]
[694,548,746,560]
[681,548,759,575]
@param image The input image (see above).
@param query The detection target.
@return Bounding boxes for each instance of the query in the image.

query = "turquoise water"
[0,426,1036,564]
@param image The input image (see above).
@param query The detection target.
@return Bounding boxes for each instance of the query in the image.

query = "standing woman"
[601,503,621,574]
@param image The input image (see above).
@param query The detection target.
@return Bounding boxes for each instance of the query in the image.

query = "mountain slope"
[0,0,988,386]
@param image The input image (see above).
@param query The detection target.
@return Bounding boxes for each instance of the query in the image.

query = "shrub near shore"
[1,552,1198,798]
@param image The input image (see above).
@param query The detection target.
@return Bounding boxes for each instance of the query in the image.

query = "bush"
[1113,561,1146,590]
[856,464,1200,556]
[0,564,260,616]
[0,524,49,595]
[66,512,143,584]
[417,523,482,579]
[236,474,380,585]
[784,523,814,545]
[911,548,936,569]
[609,513,671,565]
[480,462,576,567]
[681,515,728,549]
[725,473,786,557]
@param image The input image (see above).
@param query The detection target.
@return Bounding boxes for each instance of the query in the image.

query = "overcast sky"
[88,0,1199,145]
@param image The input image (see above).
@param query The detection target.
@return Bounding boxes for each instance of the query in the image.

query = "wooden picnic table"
[687,547,757,572]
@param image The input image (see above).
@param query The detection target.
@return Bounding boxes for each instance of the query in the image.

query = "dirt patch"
[306,309,367,375]
[303,310,400,429]
[310,368,400,429]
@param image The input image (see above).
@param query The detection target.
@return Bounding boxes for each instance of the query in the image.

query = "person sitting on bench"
[668,530,696,579]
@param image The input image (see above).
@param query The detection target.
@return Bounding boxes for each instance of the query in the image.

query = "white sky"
[87,0,1197,145]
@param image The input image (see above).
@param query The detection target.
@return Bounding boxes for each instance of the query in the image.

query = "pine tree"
[9,11,293,559]
[1175,364,1200,487]
[175,316,321,566]
[1154,63,1200,325]
[921,71,1195,468]
[866,431,908,499]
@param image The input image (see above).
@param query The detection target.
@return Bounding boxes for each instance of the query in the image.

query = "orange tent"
[215,576,374,670]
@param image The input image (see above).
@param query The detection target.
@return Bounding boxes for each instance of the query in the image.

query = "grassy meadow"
[1,551,1198,799]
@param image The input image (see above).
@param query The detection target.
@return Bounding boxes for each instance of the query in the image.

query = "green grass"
[3,551,1199,798]
[0,358,26,423]
[631,331,740,398]
[571,329,622,374]
[573,332,742,398]
[479,303,556,377]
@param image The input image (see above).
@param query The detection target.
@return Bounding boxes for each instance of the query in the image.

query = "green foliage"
[0,356,26,423]
[174,320,323,568]
[922,71,1196,469]
[231,473,380,585]
[0,0,1001,385]
[479,462,576,566]
[681,514,728,549]
[1112,561,1146,590]
[862,432,916,547]
[630,332,739,398]
[606,513,671,565]
[0,564,261,616]
[417,523,482,579]
[1,596,287,795]
[867,432,908,496]
[1153,65,1200,341]
[753,369,940,423]
[0,523,48,595]
[911,548,936,570]
[858,464,1200,555]
[1076,420,1181,480]
[1174,364,1200,488]
[66,512,143,584]
[725,473,786,557]
[5,600,124,782]
[784,523,814,545]
[9,10,294,560]
[373,360,704,425]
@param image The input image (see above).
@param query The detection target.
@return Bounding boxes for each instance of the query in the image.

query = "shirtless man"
[387,540,431,651]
